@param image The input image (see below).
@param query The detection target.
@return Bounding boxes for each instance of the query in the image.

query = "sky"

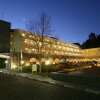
[0,0,100,44]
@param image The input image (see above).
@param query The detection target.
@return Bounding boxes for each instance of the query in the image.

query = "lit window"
[74,49,76,52]
[77,50,79,52]
[39,42,42,46]
[10,49,12,51]
[10,42,12,44]
[29,35,32,38]
[67,48,69,51]
[25,48,28,50]
[24,40,27,43]
[32,49,34,51]
[70,48,73,51]
[59,46,61,49]
[11,35,12,37]
[22,33,25,37]
[57,42,60,44]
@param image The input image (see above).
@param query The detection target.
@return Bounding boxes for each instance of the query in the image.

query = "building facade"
[10,29,83,69]
[0,20,100,70]
[82,48,100,61]
[0,20,11,53]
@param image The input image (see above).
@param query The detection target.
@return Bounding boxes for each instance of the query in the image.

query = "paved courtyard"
[0,73,100,100]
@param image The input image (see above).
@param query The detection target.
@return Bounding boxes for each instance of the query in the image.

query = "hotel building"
[10,29,83,69]
[82,48,100,61]
[0,20,100,70]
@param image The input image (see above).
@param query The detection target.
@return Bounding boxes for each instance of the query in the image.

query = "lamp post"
[20,60,24,71]
[5,60,8,69]
[45,60,50,65]
[20,49,24,71]
[45,60,50,73]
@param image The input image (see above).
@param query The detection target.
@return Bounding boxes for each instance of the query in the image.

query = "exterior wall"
[10,29,23,53]
[0,20,11,53]
[10,29,83,68]
[1,20,100,70]
[82,48,100,61]
[10,29,100,69]
[10,29,82,56]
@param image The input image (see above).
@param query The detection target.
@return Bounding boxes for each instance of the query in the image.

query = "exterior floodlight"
[21,60,24,64]
[5,60,8,64]
[45,60,50,65]
[20,60,24,71]
[11,63,17,69]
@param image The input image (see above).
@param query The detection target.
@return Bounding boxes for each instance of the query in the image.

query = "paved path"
[0,72,100,100]
[0,69,100,95]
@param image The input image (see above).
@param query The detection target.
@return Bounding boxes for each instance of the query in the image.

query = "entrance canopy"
[0,54,10,58]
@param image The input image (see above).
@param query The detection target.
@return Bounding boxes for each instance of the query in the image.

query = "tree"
[81,32,97,49]
[96,34,100,47]
[73,43,81,47]
[26,12,55,73]
[88,32,96,40]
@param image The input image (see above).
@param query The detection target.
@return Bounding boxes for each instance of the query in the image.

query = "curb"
[1,71,100,95]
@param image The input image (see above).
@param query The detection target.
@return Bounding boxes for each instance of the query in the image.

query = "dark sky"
[0,0,100,44]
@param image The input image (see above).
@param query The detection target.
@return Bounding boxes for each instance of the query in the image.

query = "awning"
[0,54,10,58]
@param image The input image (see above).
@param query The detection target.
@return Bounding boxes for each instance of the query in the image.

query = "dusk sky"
[0,0,100,44]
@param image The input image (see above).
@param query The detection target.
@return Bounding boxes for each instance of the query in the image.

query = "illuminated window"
[10,49,12,51]
[67,48,69,51]
[74,49,77,52]
[11,35,12,37]
[63,47,65,50]
[29,35,32,38]
[70,48,73,51]
[57,42,60,44]
[25,48,28,50]
[59,46,61,49]
[22,33,25,37]
[10,42,12,44]
[69,53,71,55]
[24,40,27,43]
[77,49,79,52]
[32,49,34,51]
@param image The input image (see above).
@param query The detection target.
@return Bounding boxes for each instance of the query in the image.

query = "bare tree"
[26,12,56,73]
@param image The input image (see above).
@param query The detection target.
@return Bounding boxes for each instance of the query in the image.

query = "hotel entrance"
[0,54,11,69]
[0,58,6,68]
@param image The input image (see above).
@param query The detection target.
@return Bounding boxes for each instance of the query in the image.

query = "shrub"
[22,66,32,73]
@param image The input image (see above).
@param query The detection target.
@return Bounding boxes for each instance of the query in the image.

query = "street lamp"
[20,60,24,71]
[45,60,50,65]
[5,60,8,69]
[5,60,8,64]
[45,60,50,73]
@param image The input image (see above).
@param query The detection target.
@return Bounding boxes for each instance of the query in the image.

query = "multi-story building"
[0,20,100,70]
[0,20,11,69]
[10,29,83,69]
[82,48,100,61]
